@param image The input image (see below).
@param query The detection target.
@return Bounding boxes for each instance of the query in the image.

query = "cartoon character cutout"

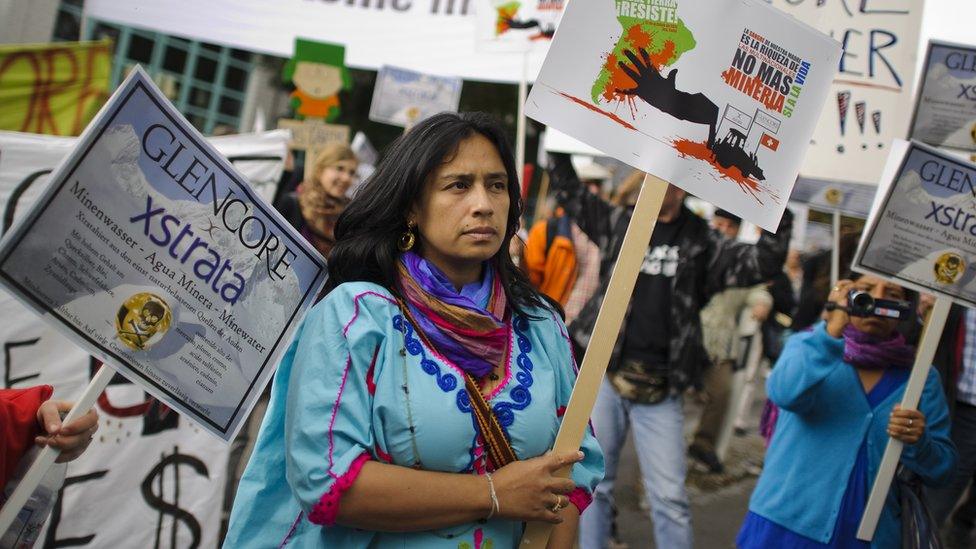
[283,39,352,122]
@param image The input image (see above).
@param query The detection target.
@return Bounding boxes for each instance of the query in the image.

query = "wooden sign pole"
[831,209,841,284]
[516,52,529,186]
[856,296,953,541]
[519,174,668,547]
[533,171,551,222]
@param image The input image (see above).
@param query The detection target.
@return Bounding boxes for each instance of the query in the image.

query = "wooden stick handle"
[519,174,668,547]
[856,296,952,541]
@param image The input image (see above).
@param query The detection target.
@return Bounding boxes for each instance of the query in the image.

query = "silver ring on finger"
[908,418,913,427]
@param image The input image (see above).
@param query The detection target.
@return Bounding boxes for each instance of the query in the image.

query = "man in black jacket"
[549,153,791,549]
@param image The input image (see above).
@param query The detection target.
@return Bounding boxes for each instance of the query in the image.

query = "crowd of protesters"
[5,112,975,549]
[508,140,968,548]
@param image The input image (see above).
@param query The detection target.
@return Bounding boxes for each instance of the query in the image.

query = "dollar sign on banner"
[140,446,209,549]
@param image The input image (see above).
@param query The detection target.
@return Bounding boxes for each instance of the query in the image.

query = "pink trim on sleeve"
[568,487,593,514]
[308,452,372,526]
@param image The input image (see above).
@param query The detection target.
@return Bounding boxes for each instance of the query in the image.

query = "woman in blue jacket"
[738,273,957,548]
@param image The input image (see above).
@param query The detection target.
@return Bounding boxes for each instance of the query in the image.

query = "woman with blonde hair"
[276,143,359,257]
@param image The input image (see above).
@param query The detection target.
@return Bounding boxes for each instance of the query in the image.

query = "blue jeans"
[578,380,693,549]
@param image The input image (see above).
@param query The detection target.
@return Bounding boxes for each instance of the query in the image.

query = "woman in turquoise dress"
[224,112,604,548]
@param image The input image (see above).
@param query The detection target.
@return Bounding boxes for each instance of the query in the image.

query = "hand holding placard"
[851,141,976,540]
[0,67,326,533]
[519,0,839,546]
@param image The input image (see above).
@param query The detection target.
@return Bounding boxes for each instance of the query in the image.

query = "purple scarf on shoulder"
[397,252,509,378]
[842,324,914,370]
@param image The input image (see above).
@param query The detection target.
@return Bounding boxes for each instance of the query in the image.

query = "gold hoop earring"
[398,222,416,251]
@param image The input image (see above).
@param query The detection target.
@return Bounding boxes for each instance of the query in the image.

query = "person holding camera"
[736,273,957,548]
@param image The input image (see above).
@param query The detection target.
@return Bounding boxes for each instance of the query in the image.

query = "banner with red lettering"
[0,40,112,136]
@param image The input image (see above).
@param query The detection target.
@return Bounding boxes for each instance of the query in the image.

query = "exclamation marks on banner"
[855,101,866,148]
[835,91,883,152]
[871,111,882,149]
[837,91,851,152]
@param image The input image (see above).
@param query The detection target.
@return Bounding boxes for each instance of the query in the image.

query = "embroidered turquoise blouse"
[224,282,605,548]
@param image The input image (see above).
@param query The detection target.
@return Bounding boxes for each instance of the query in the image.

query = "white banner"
[526,0,840,231]
[84,0,550,83]
[767,0,924,186]
[369,65,463,128]
[0,129,286,547]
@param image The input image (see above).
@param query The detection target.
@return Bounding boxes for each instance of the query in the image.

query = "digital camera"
[826,290,912,320]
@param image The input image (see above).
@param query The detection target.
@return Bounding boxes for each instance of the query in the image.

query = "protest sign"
[854,140,976,305]
[277,118,350,151]
[369,65,463,128]
[276,118,350,181]
[789,178,878,218]
[525,0,840,231]
[850,139,966,540]
[520,2,837,544]
[909,40,976,152]
[768,0,924,186]
[0,67,327,442]
[0,128,288,546]
[476,0,565,53]
[0,40,112,136]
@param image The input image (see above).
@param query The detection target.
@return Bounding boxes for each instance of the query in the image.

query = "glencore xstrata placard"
[0,67,327,441]
[855,140,976,306]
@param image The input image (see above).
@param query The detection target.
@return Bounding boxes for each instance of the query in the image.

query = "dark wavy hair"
[325,112,548,316]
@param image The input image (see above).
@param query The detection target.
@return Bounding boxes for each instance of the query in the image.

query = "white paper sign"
[369,65,463,128]
[789,178,879,218]
[909,40,976,152]
[767,0,924,186]
[526,0,840,231]
[476,0,564,52]
[0,68,326,441]
[0,130,288,547]
[854,140,976,306]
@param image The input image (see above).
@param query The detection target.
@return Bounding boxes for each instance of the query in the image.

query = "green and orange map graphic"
[577,0,768,199]
[495,1,522,34]
[590,6,695,107]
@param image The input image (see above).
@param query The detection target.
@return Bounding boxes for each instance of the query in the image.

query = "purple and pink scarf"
[842,324,914,370]
[397,251,509,378]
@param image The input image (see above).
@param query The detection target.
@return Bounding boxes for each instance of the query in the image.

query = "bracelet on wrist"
[485,472,500,520]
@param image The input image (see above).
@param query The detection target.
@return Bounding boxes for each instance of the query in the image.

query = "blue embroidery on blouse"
[393,314,535,455]
[492,316,533,432]
[394,315,458,393]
